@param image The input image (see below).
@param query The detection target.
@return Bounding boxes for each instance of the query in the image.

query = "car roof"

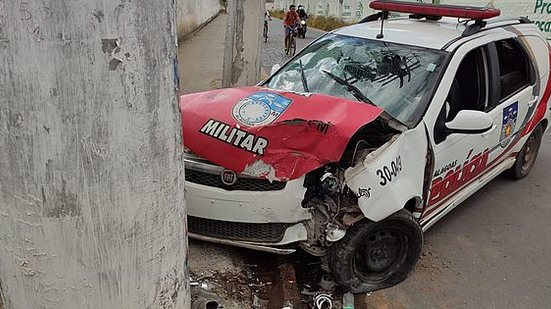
[333,16,521,50]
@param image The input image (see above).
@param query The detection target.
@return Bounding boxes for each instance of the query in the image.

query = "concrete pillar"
[222,0,264,87]
[0,0,188,308]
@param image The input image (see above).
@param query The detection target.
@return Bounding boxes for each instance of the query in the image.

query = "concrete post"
[0,1,188,308]
[222,0,264,87]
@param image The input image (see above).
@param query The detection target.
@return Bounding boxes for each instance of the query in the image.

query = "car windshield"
[265,34,447,127]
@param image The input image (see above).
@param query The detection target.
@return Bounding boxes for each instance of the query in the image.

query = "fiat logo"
[221,170,238,186]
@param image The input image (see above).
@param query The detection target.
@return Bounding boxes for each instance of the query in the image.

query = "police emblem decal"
[232,92,292,127]
[500,102,518,148]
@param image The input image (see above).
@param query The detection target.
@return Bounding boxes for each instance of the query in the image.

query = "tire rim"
[521,133,538,173]
[353,225,408,283]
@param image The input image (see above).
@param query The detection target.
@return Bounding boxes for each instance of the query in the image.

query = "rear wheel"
[329,210,423,293]
[505,125,543,179]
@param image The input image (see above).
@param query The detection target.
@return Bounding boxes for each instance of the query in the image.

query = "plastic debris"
[343,292,354,309]
[192,297,220,309]
[314,293,333,309]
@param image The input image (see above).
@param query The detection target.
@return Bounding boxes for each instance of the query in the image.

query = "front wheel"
[505,124,543,179]
[329,210,423,293]
[289,36,296,56]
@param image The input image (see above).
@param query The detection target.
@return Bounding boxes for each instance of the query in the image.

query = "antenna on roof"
[376,10,388,39]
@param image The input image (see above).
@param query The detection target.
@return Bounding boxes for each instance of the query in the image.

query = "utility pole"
[222,0,263,87]
[0,0,189,308]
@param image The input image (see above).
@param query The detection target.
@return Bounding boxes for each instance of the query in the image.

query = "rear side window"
[495,39,532,100]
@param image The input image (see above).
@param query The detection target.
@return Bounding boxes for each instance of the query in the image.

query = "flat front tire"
[329,210,423,293]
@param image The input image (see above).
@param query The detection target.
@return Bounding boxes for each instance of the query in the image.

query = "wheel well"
[404,197,422,215]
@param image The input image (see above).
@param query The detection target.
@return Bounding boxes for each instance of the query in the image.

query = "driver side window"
[445,47,488,122]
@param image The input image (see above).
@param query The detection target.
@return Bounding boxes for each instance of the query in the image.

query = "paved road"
[259,19,551,307]
[260,19,325,78]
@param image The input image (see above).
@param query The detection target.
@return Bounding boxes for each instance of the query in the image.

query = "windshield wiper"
[322,69,375,106]
[299,60,309,92]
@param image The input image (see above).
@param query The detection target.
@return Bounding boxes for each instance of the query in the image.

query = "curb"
[178,10,225,43]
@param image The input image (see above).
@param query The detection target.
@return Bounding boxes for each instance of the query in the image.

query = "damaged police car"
[180,1,550,293]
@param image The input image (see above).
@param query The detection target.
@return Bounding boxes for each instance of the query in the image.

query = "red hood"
[180,86,383,181]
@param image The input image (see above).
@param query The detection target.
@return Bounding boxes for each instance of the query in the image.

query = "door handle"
[528,96,539,107]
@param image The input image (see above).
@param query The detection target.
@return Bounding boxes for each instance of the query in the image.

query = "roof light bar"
[369,0,501,20]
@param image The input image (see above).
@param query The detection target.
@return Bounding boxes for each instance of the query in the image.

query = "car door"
[421,34,537,225]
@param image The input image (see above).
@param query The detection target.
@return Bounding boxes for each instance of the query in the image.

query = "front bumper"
[184,155,312,247]
[188,223,307,255]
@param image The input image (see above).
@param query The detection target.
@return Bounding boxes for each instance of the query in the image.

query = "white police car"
[180,0,550,292]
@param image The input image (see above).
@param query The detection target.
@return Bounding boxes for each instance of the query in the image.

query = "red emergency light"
[369,0,501,20]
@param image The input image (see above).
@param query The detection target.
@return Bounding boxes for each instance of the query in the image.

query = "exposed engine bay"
[299,120,399,256]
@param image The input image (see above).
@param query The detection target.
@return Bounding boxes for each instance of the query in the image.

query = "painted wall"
[273,0,551,39]
[0,0,188,308]
[177,0,222,40]
[272,0,380,21]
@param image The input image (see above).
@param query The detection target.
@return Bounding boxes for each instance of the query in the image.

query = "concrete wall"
[223,0,264,87]
[272,0,379,21]
[177,0,222,40]
[272,0,551,40]
[0,0,188,308]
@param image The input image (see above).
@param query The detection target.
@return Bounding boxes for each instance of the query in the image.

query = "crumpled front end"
[180,86,405,253]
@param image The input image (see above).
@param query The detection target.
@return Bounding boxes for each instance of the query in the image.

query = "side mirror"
[446,110,493,134]
[270,64,281,75]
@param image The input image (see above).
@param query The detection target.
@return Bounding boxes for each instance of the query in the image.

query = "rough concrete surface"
[0,0,188,308]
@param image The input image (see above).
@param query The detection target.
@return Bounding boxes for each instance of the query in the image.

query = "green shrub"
[308,15,351,31]
[270,9,285,19]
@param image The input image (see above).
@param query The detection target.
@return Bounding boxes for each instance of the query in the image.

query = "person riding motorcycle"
[297,5,308,38]
[283,4,300,49]
[297,5,308,20]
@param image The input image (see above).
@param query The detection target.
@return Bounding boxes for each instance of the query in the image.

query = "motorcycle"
[298,18,307,39]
